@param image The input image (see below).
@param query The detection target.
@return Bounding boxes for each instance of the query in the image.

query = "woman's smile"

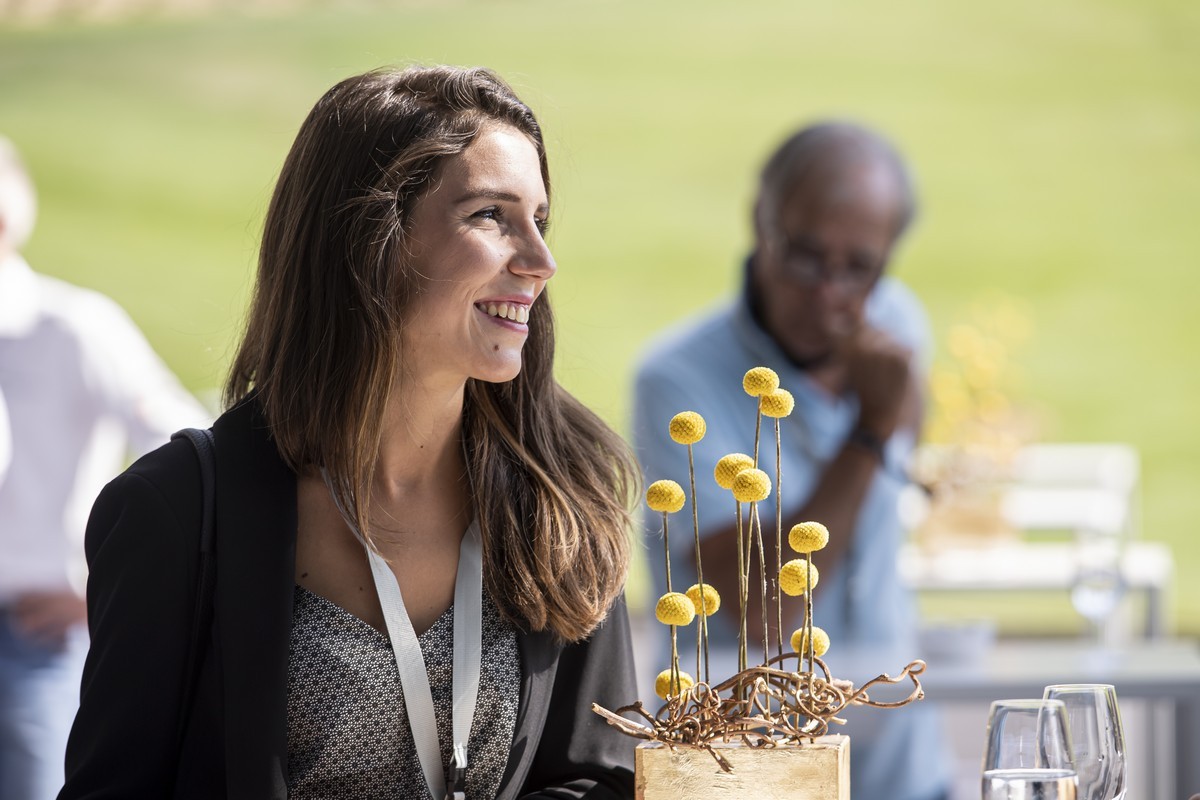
[475,298,532,328]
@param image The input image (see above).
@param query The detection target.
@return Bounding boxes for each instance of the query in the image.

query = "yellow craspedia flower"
[930,367,967,410]
[963,356,1000,391]
[668,411,706,445]
[655,669,696,700]
[714,453,755,489]
[759,389,795,419]
[731,468,771,503]
[646,480,686,513]
[779,559,820,596]
[790,626,831,657]
[948,324,985,362]
[978,389,1011,424]
[743,366,780,397]
[685,583,721,617]
[788,521,829,553]
[655,592,696,626]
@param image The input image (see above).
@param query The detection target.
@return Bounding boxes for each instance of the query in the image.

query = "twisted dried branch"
[592,657,926,772]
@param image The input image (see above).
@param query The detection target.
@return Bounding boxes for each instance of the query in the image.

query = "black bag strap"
[169,427,217,756]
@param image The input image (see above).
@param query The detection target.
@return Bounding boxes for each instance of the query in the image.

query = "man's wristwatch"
[846,426,887,466]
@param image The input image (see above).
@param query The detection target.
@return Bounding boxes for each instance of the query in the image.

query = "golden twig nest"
[654,668,696,700]
[655,592,696,626]
[668,411,707,445]
[790,626,831,657]
[788,521,830,553]
[646,480,686,513]
[713,452,754,489]
[742,366,780,397]
[779,558,820,596]
[759,388,795,419]
[731,468,771,503]
[685,583,721,617]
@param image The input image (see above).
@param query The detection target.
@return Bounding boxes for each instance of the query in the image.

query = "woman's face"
[401,125,556,388]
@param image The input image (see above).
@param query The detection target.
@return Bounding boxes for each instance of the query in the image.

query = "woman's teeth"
[481,302,529,324]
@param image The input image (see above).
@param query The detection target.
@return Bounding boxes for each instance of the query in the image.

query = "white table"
[898,540,1174,637]
[827,639,1200,800]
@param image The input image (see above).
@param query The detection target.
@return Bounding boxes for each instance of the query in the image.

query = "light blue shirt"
[631,274,949,800]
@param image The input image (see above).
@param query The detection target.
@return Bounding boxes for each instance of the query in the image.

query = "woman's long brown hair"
[225,66,637,642]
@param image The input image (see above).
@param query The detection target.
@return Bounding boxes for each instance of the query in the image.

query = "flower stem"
[753,503,769,665]
[753,408,762,466]
[805,559,815,673]
[688,444,709,683]
[662,512,672,593]
[735,499,747,673]
[774,419,784,661]
[663,511,681,695]
[670,624,680,695]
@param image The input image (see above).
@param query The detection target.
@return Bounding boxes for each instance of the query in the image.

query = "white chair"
[900,442,1173,638]
[1002,442,1140,537]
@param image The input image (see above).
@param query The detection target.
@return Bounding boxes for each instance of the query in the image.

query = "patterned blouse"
[286,585,521,799]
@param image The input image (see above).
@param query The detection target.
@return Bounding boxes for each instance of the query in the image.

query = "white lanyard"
[365,520,484,800]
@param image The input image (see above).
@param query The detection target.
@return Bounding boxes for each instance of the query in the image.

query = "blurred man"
[0,137,208,799]
[633,122,950,800]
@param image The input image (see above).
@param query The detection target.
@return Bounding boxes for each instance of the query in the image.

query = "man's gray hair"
[758,121,917,238]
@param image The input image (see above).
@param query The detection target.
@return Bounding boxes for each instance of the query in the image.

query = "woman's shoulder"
[91,397,278,549]
[113,397,258,511]
[124,435,205,498]
[90,436,205,541]
[80,435,212,585]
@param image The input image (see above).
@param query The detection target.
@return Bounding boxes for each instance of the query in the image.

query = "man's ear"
[752,195,773,243]
[750,196,775,264]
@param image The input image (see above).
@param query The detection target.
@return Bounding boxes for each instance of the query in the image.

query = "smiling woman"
[59,66,639,800]
[403,125,556,387]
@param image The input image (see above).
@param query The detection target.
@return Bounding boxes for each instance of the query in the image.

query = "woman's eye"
[471,206,549,237]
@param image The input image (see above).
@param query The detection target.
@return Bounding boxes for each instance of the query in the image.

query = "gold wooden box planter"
[634,735,850,800]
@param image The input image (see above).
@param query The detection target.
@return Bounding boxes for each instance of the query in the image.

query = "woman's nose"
[509,229,557,281]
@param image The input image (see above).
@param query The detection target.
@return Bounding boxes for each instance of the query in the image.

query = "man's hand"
[13,589,87,649]
[840,325,913,439]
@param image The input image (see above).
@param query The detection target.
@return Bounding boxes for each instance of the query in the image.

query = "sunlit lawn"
[2,0,1197,634]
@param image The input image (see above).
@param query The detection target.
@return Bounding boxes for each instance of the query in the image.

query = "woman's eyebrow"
[455,188,549,214]
[455,188,520,204]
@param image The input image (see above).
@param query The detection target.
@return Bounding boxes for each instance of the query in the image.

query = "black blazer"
[60,399,637,799]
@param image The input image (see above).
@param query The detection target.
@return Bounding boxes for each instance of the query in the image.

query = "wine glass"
[1043,684,1127,800]
[1070,533,1125,643]
[982,698,1078,799]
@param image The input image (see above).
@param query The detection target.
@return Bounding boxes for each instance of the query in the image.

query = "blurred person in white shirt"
[0,387,10,484]
[0,136,209,800]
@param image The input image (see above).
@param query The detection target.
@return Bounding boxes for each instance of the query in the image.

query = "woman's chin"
[472,356,524,385]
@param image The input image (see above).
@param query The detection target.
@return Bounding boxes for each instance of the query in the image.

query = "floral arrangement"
[910,297,1039,548]
[592,367,925,771]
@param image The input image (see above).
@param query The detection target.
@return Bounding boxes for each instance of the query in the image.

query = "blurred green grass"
[2,0,1197,633]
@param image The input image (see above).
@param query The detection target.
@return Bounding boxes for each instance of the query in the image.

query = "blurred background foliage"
[2,0,1197,633]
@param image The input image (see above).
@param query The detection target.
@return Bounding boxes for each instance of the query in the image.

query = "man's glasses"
[773,234,882,295]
